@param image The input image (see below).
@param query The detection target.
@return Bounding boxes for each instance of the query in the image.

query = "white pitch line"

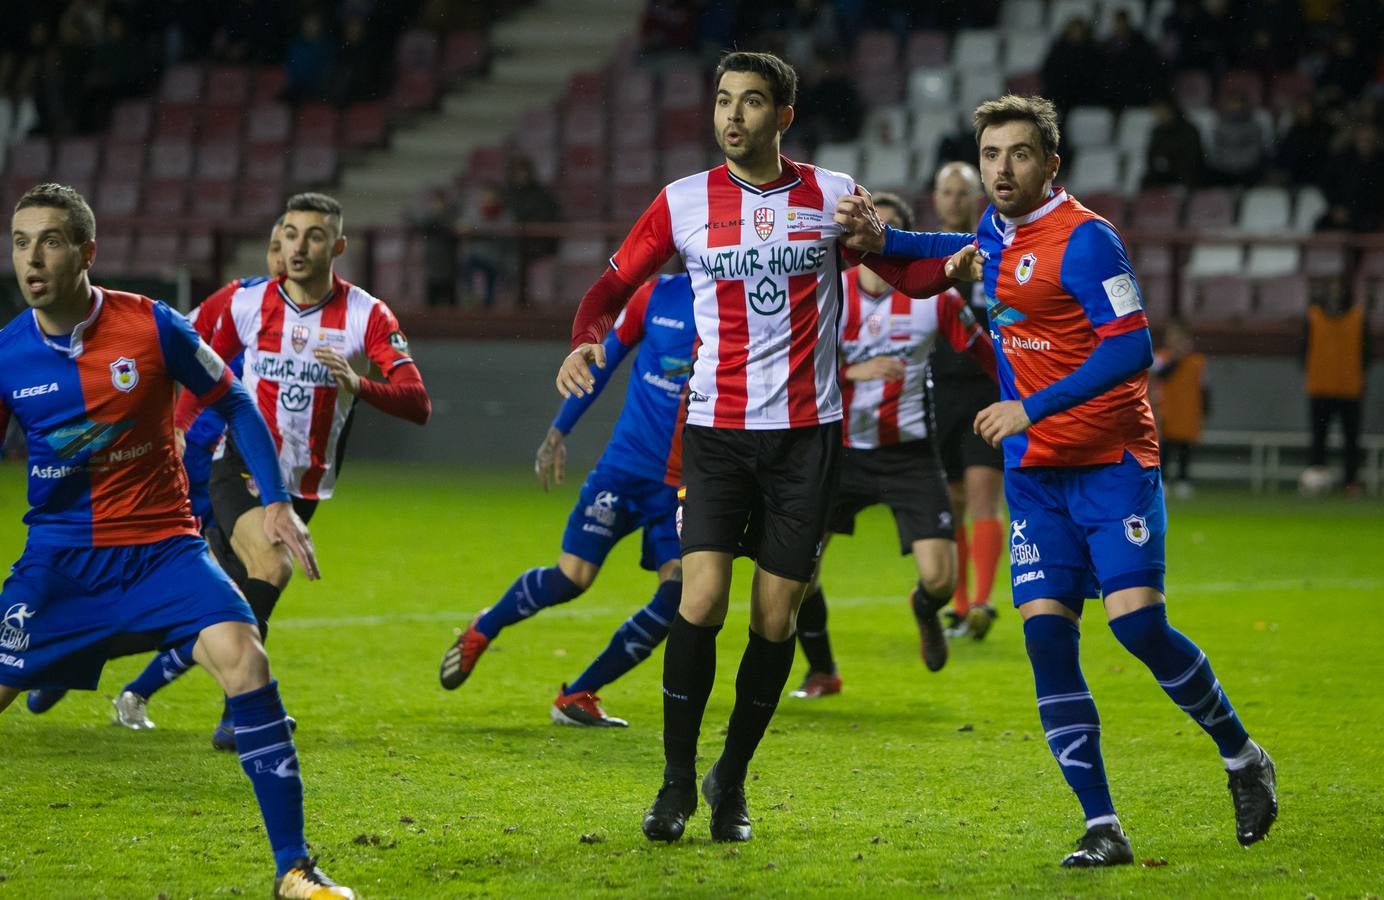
[270,575,1383,630]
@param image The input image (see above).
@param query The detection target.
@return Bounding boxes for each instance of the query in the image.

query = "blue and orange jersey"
[553,274,695,486]
[976,189,1159,468]
[0,287,234,547]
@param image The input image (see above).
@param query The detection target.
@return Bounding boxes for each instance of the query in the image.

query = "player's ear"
[332,235,346,258]
[80,239,96,270]
[1048,152,1061,182]
[778,103,794,134]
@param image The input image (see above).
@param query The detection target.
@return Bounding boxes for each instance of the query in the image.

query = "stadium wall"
[348,341,1384,469]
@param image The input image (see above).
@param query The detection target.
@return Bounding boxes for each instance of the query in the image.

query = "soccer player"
[439,273,694,727]
[556,51,970,844]
[926,162,1006,640]
[835,95,1277,866]
[23,218,287,724]
[792,193,996,698]
[0,183,354,898]
[152,192,432,748]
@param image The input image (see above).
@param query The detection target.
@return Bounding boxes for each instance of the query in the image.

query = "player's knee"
[750,603,796,642]
[0,685,20,714]
[245,547,293,588]
[556,556,598,592]
[1108,602,1170,657]
[921,571,955,603]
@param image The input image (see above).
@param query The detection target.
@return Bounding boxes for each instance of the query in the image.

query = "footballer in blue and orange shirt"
[834,98,1274,865]
[0,184,355,895]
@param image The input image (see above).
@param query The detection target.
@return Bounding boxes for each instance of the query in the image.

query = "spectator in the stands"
[1207,90,1266,186]
[506,155,562,264]
[84,13,151,129]
[1318,121,1384,232]
[1275,98,1333,187]
[460,184,510,309]
[640,2,698,56]
[1041,17,1105,112]
[1318,32,1372,106]
[1143,96,1205,188]
[798,53,864,146]
[214,0,287,64]
[414,187,460,308]
[1161,0,1227,72]
[1101,9,1164,110]
[330,14,387,105]
[285,12,334,103]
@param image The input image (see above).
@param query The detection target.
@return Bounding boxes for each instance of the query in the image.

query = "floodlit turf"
[1,463,1381,898]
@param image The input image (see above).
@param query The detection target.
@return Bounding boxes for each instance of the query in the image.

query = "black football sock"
[242,578,282,642]
[717,628,796,785]
[661,613,721,784]
[795,586,836,675]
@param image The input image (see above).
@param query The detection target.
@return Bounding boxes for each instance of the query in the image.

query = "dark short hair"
[714,51,798,108]
[14,182,96,244]
[871,191,915,231]
[285,192,344,234]
[973,95,1062,158]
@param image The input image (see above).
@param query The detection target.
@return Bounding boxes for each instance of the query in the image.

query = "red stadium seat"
[290,145,338,185]
[562,103,606,148]
[1255,274,1308,321]
[1173,70,1211,108]
[524,256,558,307]
[659,108,704,148]
[1131,187,1182,230]
[906,31,950,69]
[194,142,241,183]
[611,146,656,186]
[109,101,153,143]
[132,230,182,270]
[102,142,146,180]
[613,105,657,150]
[244,143,289,181]
[160,65,204,104]
[237,181,286,219]
[1080,190,1126,228]
[1269,71,1313,113]
[206,66,251,106]
[660,63,706,112]
[189,181,236,219]
[1005,71,1042,95]
[96,179,140,218]
[567,70,608,104]
[342,103,388,149]
[143,179,188,216]
[252,66,287,103]
[557,181,604,220]
[1186,275,1252,321]
[247,104,293,145]
[295,104,339,144]
[149,140,194,180]
[608,182,659,227]
[661,144,713,182]
[466,145,507,183]
[55,138,101,181]
[1303,245,1346,277]
[1184,188,1235,230]
[183,229,216,266]
[441,31,488,81]
[1139,274,1173,325]
[92,232,133,276]
[396,30,439,73]
[615,69,655,108]
[155,104,200,140]
[1218,70,1264,107]
[7,138,49,180]
[1134,243,1175,277]
[853,30,901,75]
[201,106,246,142]
[393,70,437,111]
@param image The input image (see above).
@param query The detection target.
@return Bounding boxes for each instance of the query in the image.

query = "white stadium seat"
[1115,107,1155,156]
[907,68,955,110]
[1293,186,1328,233]
[815,142,862,177]
[1001,0,1045,30]
[1186,243,1244,278]
[953,29,1001,68]
[1047,0,1098,32]
[958,70,1006,112]
[1245,244,1301,278]
[1002,30,1049,74]
[1237,186,1292,233]
[1068,146,1121,193]
[862,146,914,188]
[1066,106,1115,148]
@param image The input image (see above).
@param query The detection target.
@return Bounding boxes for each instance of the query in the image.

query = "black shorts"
[678,422,842,583]
[209,436,319,534]
[828,439,955,553]
[934,377,1003,481]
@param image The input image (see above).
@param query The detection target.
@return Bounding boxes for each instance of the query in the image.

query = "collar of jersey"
[725,157,801,197]
[993,188,1068,246]
[276,275,341,315]
[33,286,103,358]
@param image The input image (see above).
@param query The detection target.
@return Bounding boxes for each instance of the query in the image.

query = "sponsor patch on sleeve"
[195,341,226,380]
[388,330,410,354]
[1101,272,1142,317]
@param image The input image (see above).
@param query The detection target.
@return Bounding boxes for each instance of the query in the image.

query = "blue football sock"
[227,680,308,875]
[1109,603,1251,758]
[568,579,681,695]
[123,637,199,700]
[475,566,583,639]
[1025,614,1116,823]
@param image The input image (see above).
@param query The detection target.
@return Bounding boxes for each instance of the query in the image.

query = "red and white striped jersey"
[210,275,413,499]
[839,268,989,449]
[609,157,856,430]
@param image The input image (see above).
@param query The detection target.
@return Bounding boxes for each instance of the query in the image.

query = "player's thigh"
[0,684,19,713]
[678,425,759,557]
[911,538,957,595]
[1003,467,1098,615]
[962,464,1004,520]
[680,550,734,625]
[559,466,647,573]
[755,423,842,584]
[1069,453,1168,599]
[749,565,809,641]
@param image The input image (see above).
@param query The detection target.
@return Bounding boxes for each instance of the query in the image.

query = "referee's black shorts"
[934,377,1003,482]
[827,438,954,554]
[677,421,841,583]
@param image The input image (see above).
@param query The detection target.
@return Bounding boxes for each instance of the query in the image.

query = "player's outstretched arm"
[534,426,567,491]
[262,501,320,581]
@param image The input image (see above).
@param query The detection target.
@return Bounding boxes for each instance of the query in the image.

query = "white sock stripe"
[1158,650,1207,689]
[643,609,671,627]
[232,717,290,735]
[1037,691,1093,708]
[238,740,295,762]
[1179,680,1223,713]
[626,620,653,641]
[1044,723,1101,740]
[168,648,187,669]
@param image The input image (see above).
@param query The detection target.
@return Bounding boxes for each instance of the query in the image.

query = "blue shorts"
[561,463,680,572]
[1004,452,1166,613]
[0,535,255,690]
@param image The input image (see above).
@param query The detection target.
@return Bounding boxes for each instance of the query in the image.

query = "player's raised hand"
[846,355,907,382]
[263,500,320,581]
[973,400,1032,448]
[833,186,887,254]
[945,245,984,282]
[313,345,361,395]
[556,342,607,398]
[535,426,567,491]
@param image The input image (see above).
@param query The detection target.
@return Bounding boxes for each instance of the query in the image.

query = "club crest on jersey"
[1123,514,1150,546]
[109,357,139,392]
[291,324,310,353]
[754,207,775,241]
[1015,253,1037,284]
[867,313,883,336]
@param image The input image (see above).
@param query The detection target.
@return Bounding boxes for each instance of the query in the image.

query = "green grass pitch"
[1,463,1381,898]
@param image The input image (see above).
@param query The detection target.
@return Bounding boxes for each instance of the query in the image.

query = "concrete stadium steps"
[223,0,642,278]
